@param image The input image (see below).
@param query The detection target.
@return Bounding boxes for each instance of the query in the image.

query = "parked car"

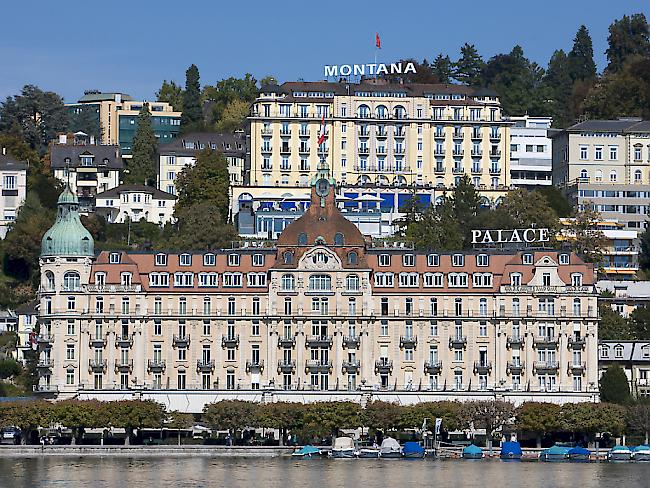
[1,427,22,445]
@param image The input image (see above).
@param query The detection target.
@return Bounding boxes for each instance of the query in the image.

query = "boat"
[608,445,632,462]
[358,447,381,458]
[499,441,522,460]
[380,437,402,458]
[402,441,425,459]
[540,445,570,462]
[462,444,484,460]
[567,446,591,462]
[292,445,322,458]
[632,445,650,461]
[331,436,357,458]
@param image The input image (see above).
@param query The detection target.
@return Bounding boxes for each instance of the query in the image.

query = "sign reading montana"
[324,62,417,77]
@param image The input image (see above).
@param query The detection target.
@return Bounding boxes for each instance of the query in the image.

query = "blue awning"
[501,441,522,455]
[403,442,425,454]
[380,193,394,211]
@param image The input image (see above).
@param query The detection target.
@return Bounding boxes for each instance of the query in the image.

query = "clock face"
[315,178,330,197]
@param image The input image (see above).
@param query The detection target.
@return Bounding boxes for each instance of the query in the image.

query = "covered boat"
[380,437,402,458]
[500,441,522,460]
[462,444,484,459]
[358,447,380,458]
[608,445,632,461]
[292,445,322,458]
[568,446,591,462]
[540,445,570,462]
[331,436,357,458]
[403,441,425,459]
[632,445,650,461]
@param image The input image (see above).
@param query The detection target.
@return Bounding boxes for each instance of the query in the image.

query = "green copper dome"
[41,185,94,257]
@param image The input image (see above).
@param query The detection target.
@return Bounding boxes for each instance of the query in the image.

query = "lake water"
[1,457,649,488]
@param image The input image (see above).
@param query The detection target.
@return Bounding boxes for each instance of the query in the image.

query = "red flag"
[317,115,326,146]
[376,33,381,49]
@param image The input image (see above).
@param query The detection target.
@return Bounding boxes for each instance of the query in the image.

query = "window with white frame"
[109,252,120,264]
[559,254,569,265]
[228,254,240,266]
[403,254,415,266]
[378,254,391,266]
[423,272,444,287]
[198,272,218,287]
[346,274,360,291]
[476,254,489,267]
[571,273,583,286]
[309,274,331,292]
[247,272,267,287]
[179,253,192,266]
[120,272,132,286]
[281,274,295,291]
[203,253,216,266]
[448,272,468,287]
[399,272,419,287]
[472,273,493,287]
[223,272,243,287]
[252,254,264,266]
[427,254,440,266]
[374,272,394,287]
[149,272,169,287]
[174,272,194,287]
[452,254,464,266]
[510,273,522,286]
[522,253,533,264]
[155,253,167,266]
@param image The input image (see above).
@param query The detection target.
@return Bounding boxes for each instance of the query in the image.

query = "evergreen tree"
[543,50,575,127]
[431,54,453,83]
[640,226,650,271]
[606,13,650,74]
[568,25,597,82]
[628,306,650,340]
[68,105,102,140]
[600,365,631,404]
[180,64,203,132]
[125,103,157,186]
[454,43,485,86]
[598,303,633,340]
[156,80,183,112]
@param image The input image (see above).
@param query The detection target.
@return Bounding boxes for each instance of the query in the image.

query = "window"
[334,233,344,246]
[579,146,588,160]
[247,272,267,287]
[95,297,104,313]
[173,272,194,287]
[179,253,191,266]
[580,169,588,179]
[374,272,394,287]
[452,254,464,267]
[281,274,295,291]
[427,254,440,266]
[223,273,242,287]
[347,251,358,265]
[109,252,120,264]
[227,298,236,315]
[423,273,444,287]
[203,253,216,266]
[252,254,264,266]
[155,253,167,266]
[283,251,294,264]
[403,254,415,267]
[380,320,389,336]
[399,272,419,287]
[472,273,493,287]
[559,254,569,265]
[309,274,331,291]
[346,274,360,291]
[120,272,132,286]
[609,145,618,160]
[67,320,75,335]
[66,345,75,360]
[448,273,468,288]
[67,296,76,311]
[154,319,162,335]
[228,254,240,266]
[378,254,391,266]
[571,273,583,287]
[63,272,80,291]
[609,170,617,182]
[614,345,623,358]
[476,254,489,267]
[479,320,488,336]
[595,146,603,160]
[522,253,533,265]
[298,232,308,246]
[149,272,170,287]
[198,272,218,287]
[510,273,522,286]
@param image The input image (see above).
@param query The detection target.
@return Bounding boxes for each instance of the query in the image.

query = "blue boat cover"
[610,445,631,452]
[463,444,483,455]
[568,447,590,455]
[296,445,320,455]
[403,442,425,454]
[633,445,650,452]
[543,445,571,456]
[501,441,522,455]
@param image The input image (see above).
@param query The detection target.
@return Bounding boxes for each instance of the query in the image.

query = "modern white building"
[508,115,553,187]
[0,152,28,238]
[157,132,247,196]
[95,184,176,225]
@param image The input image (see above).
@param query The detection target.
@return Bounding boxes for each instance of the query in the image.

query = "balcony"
[452,167,465,175]
[506,335,525,348]
[277,360,296,373]
[342,359,360,374]
[279,129,292,136]
[305,360,332,373]
[473,360,492,374]
[261,147,272,154]
[374,359,393,374]
[471,149,483,157]
[88,359,106,373]
[36,359,54,370]
[449,336,467,349]
[434,167,446,174]
[278,336,296,348]
[394,130,405,138]
[115,335,133,348]
[221,335,240,348]
[399,335,418,349]
[452,150,464,157]
[298,129,309,137]
[394,148,405,155]
[173,334,190,347]
[115,359,133,372]
[342,335,360,349]
[37,335,55,347]
[471,167,483,174]
[489,167,502,175]
[196,360,215,372]
[298,147,310,155]
[89,335,107,348]
[376,147,387,155]
[453,131,463,139]
[568,361,586,374]
[261,128,273,135]
[434,131,445,139]
[533,361,559,373]
[490,133,501,141]
[148,359,166,372]
[246,360,264,373]
[506,361,525,374]
[424,360,442,375]
[33,385,58,394]
[434,149,445,156]
[568,337,586,350]
[471,132,482,140]
[358,147,370,155]
[358,128,370,137]
[533,335,558,348]
[305,335,333,348]
[280,147,291,155]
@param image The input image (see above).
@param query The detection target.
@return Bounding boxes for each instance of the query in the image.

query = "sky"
[0,0,648,103]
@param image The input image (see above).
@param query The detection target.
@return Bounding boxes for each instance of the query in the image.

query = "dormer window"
[203,253,216,266]
[298,233,308,246]
[121,272,132,286]
[559,254,570,265]
[312,252,329,265]
[476,254,489,267]
[179,253,192,266]
[378,254,391,267]
[95,272,106,286]
[334,232,344,246]
[252,254,264,266]
[452,254,464,267]
[403,254,415,267]
[228,254,240,266]
[614,345,624,358]
[427,254,440,266]
[155,253,167,266]
[283,251,294,265]
[571,273,583,287]
[510,273,522,286]
[522,253,533,265]
[347,251,358,265]
[109,252,120,264]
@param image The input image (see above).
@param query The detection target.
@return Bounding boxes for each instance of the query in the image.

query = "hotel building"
[235,79,512,238]
[0,151,27,238]
[35,163,599,412]
[508,115,553,187]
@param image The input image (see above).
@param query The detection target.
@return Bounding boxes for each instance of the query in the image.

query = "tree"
[462,401,516,452]
[52,400,103,445]
[0,358,22,379]
[451,175,483,246]
[454,43,484,86]
[68,105,102,140]
[102,400,167,445]
[0,401,53,444]
[202,74,259,127]
[561,403,627,443]
[203,401,258,438]
[181,64,203,132]
[543,50,574,127]
[385,59,437,84]
[566,205,607,265]
[600,365,632,404]
[606,13,650,74]
[496,189,559,231]
[298,402,362,441]
[598,303,633,340]
[628,400,650,444]
[404,402,463,433]
[214,99,249,133]
[166,411,194,445]
[0,85,68,152]
[515,402,562,448]
[402,197,464,251]
[431,54,453,83]
[256,402,304,445]
[628,306,650,340]
[361,401,403,432]
[174,149,230,219]
[124,103,157,186]
[534,186,572,218]
[259,76,278,87]
[165,201,237,251]
[568,25,597,82]
[156,80,183,112]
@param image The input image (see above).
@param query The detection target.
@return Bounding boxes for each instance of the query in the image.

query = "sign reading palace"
[324,62,417,77]
[471,228,551,245]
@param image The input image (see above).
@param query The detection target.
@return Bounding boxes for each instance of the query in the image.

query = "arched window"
[44,271,55,291]
[281,274,295,291]
[309,274,331,291]
[334,232,344,246]
[298,233,308,246]
[609,170,617,182]
[357,104,370,118]
[579,169,588,179]
[479,298,488,316]
[512,298,520,315]
[312,252,329,265]
[393,105,406,119]
[348,297,357,315]
[375,105,388,119]
[63,271,80,292]
[283,251,294,264]
[595,169,603,181]
[346,274,360,291]
[347,251,358,265]
[614,345,624,358]
[635,169,643,182]
[203,296,211,315]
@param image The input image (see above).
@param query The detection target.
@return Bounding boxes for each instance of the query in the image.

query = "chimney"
[2,147,5,155]
[59,134,67,145]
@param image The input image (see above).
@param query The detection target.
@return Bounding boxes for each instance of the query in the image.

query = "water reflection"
[1,457,649,488]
